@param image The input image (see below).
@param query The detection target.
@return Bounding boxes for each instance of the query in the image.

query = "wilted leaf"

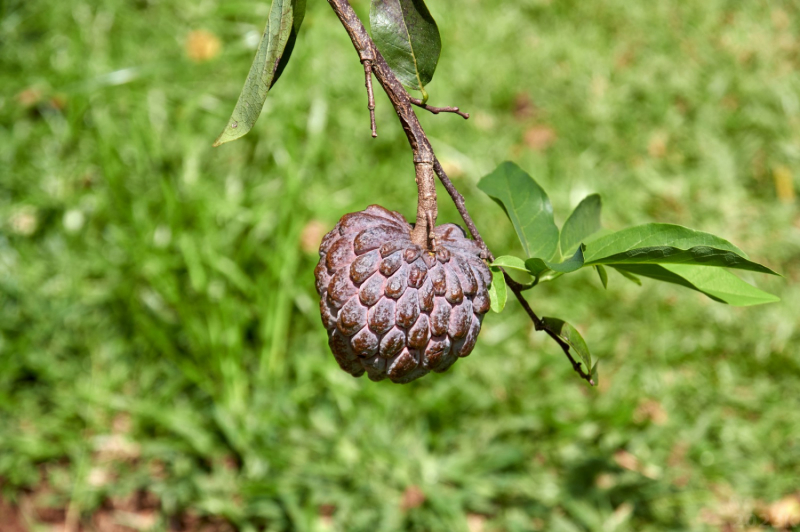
[370,0,441,97]
[214,0,306,146]
[478,161,559,259]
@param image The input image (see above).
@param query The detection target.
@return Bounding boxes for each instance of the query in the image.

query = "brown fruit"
[314,205,491,383]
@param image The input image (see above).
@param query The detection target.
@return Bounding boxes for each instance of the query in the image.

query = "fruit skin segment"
[314,205,491,383]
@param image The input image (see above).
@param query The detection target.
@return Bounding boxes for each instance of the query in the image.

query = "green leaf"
[614,267,642,285]
[491,255,529,275]
[214,0,306,146]
[560,194,602,258]
[490,247,584,289]
[595,265,608,289]
[612,264,780,306]
[583,223,778,275]
[488,266,507,313]
[370,0,441,95]
[525,244,585,276]
[591,359,600,386]
[542,317,593,377]
[478,162,559,259]
[491,256,536,290]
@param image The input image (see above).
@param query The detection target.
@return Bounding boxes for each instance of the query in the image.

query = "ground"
[1,0,799,530]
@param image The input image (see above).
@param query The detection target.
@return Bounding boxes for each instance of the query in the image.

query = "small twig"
[512,286,594,384]
[409,97,469,119]
[545,329,594,385]
[363,60,377,137]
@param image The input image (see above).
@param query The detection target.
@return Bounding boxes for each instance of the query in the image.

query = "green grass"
[1,0,799,530]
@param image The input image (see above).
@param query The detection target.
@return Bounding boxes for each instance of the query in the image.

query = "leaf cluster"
[479,161,780,383]
[480,161,779,307]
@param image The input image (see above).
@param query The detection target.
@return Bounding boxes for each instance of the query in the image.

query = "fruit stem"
[410,161,437,249]
[326,0,438,250]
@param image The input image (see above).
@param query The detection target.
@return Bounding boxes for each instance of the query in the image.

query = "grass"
[1,0,799,530]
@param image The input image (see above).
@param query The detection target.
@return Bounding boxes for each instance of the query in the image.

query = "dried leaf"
[524,125,557,151]
[773,165,795,203]
[186,29,222,62]
[400,486,426,511]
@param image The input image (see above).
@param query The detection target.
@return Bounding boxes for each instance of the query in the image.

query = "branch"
[327,0,594,386]
[409,97,469,119]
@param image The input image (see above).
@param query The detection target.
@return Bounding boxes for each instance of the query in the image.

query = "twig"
[363,60,377,137]
[409,97,469,119]
[512,285,593,384]
[433,158,491,259]
[327,0,594,386]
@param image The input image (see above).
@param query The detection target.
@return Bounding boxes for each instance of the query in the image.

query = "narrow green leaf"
[542,317,593,375]
[488,266,507,313]
[612,264,780,306]
[214,0,306,146]
[560,194,602,258]
[271,0,306,86]
[583,223,777,275]
[478,162,560,259]
[614,267,642,285]
[595,265,608,289]
[370,0,441,93]
[591,359,600,386]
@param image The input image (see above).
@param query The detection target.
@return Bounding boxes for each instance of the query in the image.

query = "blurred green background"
[1,0,799,530]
